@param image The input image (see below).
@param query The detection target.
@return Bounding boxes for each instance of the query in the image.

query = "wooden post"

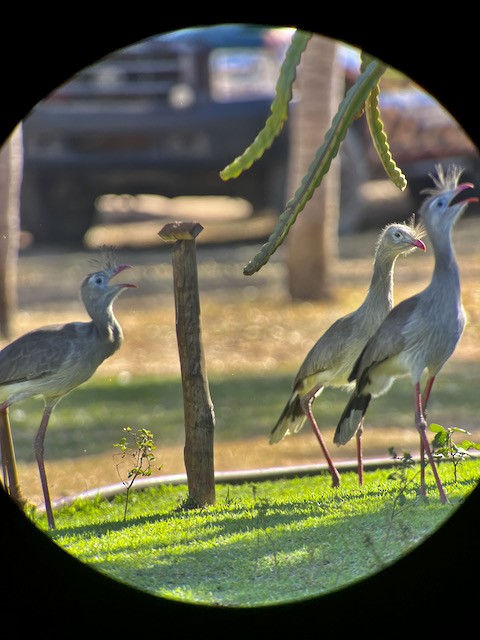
[159,222,216,507]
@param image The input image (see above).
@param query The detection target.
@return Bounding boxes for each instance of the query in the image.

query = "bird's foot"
[1,481,28,509]
[13,492,29,509]
[46,511,56,530]
[331,472,341,488]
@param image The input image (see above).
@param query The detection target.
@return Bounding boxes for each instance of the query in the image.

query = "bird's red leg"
[421,376,436,417]
[413,385,426,496]
[414,383,447,504]
[0,404,25,506]
[34,405,55,529]
[301,392,341,488]
[417,377,439,496]
[0,406,8,489]
[419,376,435,494]
[419,438,426,496]
[356,421,364,485]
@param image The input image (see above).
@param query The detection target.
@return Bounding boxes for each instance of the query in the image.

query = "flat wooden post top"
[158,221,204,242]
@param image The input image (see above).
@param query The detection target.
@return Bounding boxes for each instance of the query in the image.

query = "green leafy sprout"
[430,423,480,483]
[113,427,162,521]
[387,424,480,498]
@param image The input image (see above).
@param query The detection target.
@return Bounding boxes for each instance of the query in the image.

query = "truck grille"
[52,38,195,104]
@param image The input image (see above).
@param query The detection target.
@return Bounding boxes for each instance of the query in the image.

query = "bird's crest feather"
[421,164,464,197]
[89,245,118,273]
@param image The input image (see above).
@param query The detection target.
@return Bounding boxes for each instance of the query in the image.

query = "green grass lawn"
[11,361,480,464]
[34,457,480,608]
[8,219,480,618]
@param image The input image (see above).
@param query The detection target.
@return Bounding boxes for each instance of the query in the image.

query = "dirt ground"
[7,196,480,505]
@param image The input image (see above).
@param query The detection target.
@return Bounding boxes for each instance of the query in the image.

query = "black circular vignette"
[1,10,478,635]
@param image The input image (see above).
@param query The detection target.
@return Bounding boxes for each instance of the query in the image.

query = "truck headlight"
[209,47,280,103]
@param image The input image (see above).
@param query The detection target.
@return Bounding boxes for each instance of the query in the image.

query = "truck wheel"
[21,169,97,245]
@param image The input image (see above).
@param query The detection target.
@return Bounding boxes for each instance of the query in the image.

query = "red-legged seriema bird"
[0,246,136,528]
[334,164,478,503]
[269,221,426,487]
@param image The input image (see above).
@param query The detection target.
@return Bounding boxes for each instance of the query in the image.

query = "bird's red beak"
[112,264,137,288]
[413,238,426,252]
[452,182,479,207]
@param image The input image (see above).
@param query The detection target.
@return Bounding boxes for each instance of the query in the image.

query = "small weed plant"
[366,426,480,569]
[113,427,162,521]
[387,447,417,506]
[430,423,480,482]
[387,423,480,500]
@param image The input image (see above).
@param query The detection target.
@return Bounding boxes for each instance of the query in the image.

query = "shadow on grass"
[10,360,480,465]
[46,470,473,607]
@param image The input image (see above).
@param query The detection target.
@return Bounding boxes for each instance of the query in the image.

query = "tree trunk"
[0,124,22,338]
[286,35,343,300]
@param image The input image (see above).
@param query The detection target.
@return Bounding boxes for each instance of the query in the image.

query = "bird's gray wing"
[0,325,78,385]
[351,296,420,388]
[294,312,358,383]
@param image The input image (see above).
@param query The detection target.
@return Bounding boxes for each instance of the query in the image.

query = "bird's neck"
[362,253,396,315]
[429,229,461,292]
[91,306,124,349]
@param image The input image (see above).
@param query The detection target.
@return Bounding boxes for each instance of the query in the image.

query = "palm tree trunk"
[0,125,22,338]
[286,34,343,300]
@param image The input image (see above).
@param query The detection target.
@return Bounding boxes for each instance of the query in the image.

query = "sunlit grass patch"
[38,458,480,607]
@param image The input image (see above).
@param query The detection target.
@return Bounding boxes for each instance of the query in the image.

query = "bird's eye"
[435,198,445,208]
[94,275,104,285]
[394,232,401,238]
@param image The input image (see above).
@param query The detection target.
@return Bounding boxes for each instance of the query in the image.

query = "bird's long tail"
[269,393,307,444]
[334,392,371,446]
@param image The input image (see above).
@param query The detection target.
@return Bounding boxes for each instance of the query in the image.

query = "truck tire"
[21,169,97,245]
